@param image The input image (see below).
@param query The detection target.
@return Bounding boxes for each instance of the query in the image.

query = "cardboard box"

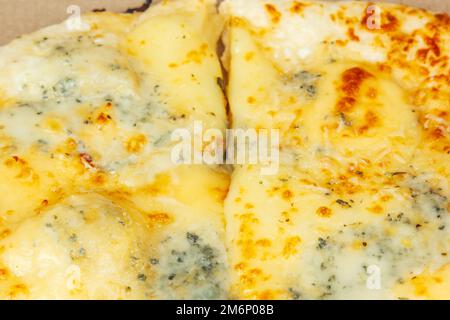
[0,0,449,45]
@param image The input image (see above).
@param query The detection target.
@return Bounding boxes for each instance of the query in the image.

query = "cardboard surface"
[0,0,449,45]
[0,0,144,45]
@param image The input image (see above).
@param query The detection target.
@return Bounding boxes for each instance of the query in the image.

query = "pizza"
[0,0,229,299]
[0,0,448,300]
[220,0,450,299]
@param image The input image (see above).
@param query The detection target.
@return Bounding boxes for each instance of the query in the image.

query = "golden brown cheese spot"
[416,48,430,62]
[282,236,302,258]
[90,172,107,186]
[125,134,147,154]
[419,111,450,145]
[185,43,209,64]
[146,212,173,228]
[256,238,272,247]
[411,276,429,296]
[265,4,281,24]
[0,229,11,240]
[380,194,393,202]
[335,39,349,47]
[282,189,293,200]
[358,111,379,134]
[377,63,392,73]
[341,67,373,97]
[234,262,246,272]
[245,203,254,209]
[247,96,256,104]
[239,267,264,287]
[4,156,39,185]
[434,13,450,27]
[7,284,29,299]
[239,240,256,260]
[431,128,446,140]
[329,176,361,196]
[290,1,306,14]
[337,96,357,113]
[238,213,258,235]
[96,112,112,125]
[257,290,277,300]
[366,87,378,99]
[237,213,260,260]
[244,52,254,61]
[316,206,333,218]
[168,43,211,68]
[212,185,230,202]
[4,156,22,168]
[429,56,448,68]
[336,67,373,113]
[93,102,114,125]
[0,268,7,280]
[347,27,360,41]
[368,204,384,214]
[424,36,441,57]
[15,166,39,182]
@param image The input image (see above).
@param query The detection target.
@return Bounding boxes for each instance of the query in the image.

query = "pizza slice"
[221,0,450,299]
[0,0,230,299]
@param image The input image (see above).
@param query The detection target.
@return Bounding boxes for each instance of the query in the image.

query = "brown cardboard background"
[0,0,449,45]
[0,0,144,45]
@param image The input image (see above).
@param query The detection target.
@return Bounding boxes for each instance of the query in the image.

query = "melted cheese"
[221,0,450,299]
[0,194,149,299]
[225,166,450,299]
[0,0,229,300]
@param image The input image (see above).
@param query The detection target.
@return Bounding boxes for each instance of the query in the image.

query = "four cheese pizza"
[0,0,449,299]
[0,0,229,299]
[221,0,450,299]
